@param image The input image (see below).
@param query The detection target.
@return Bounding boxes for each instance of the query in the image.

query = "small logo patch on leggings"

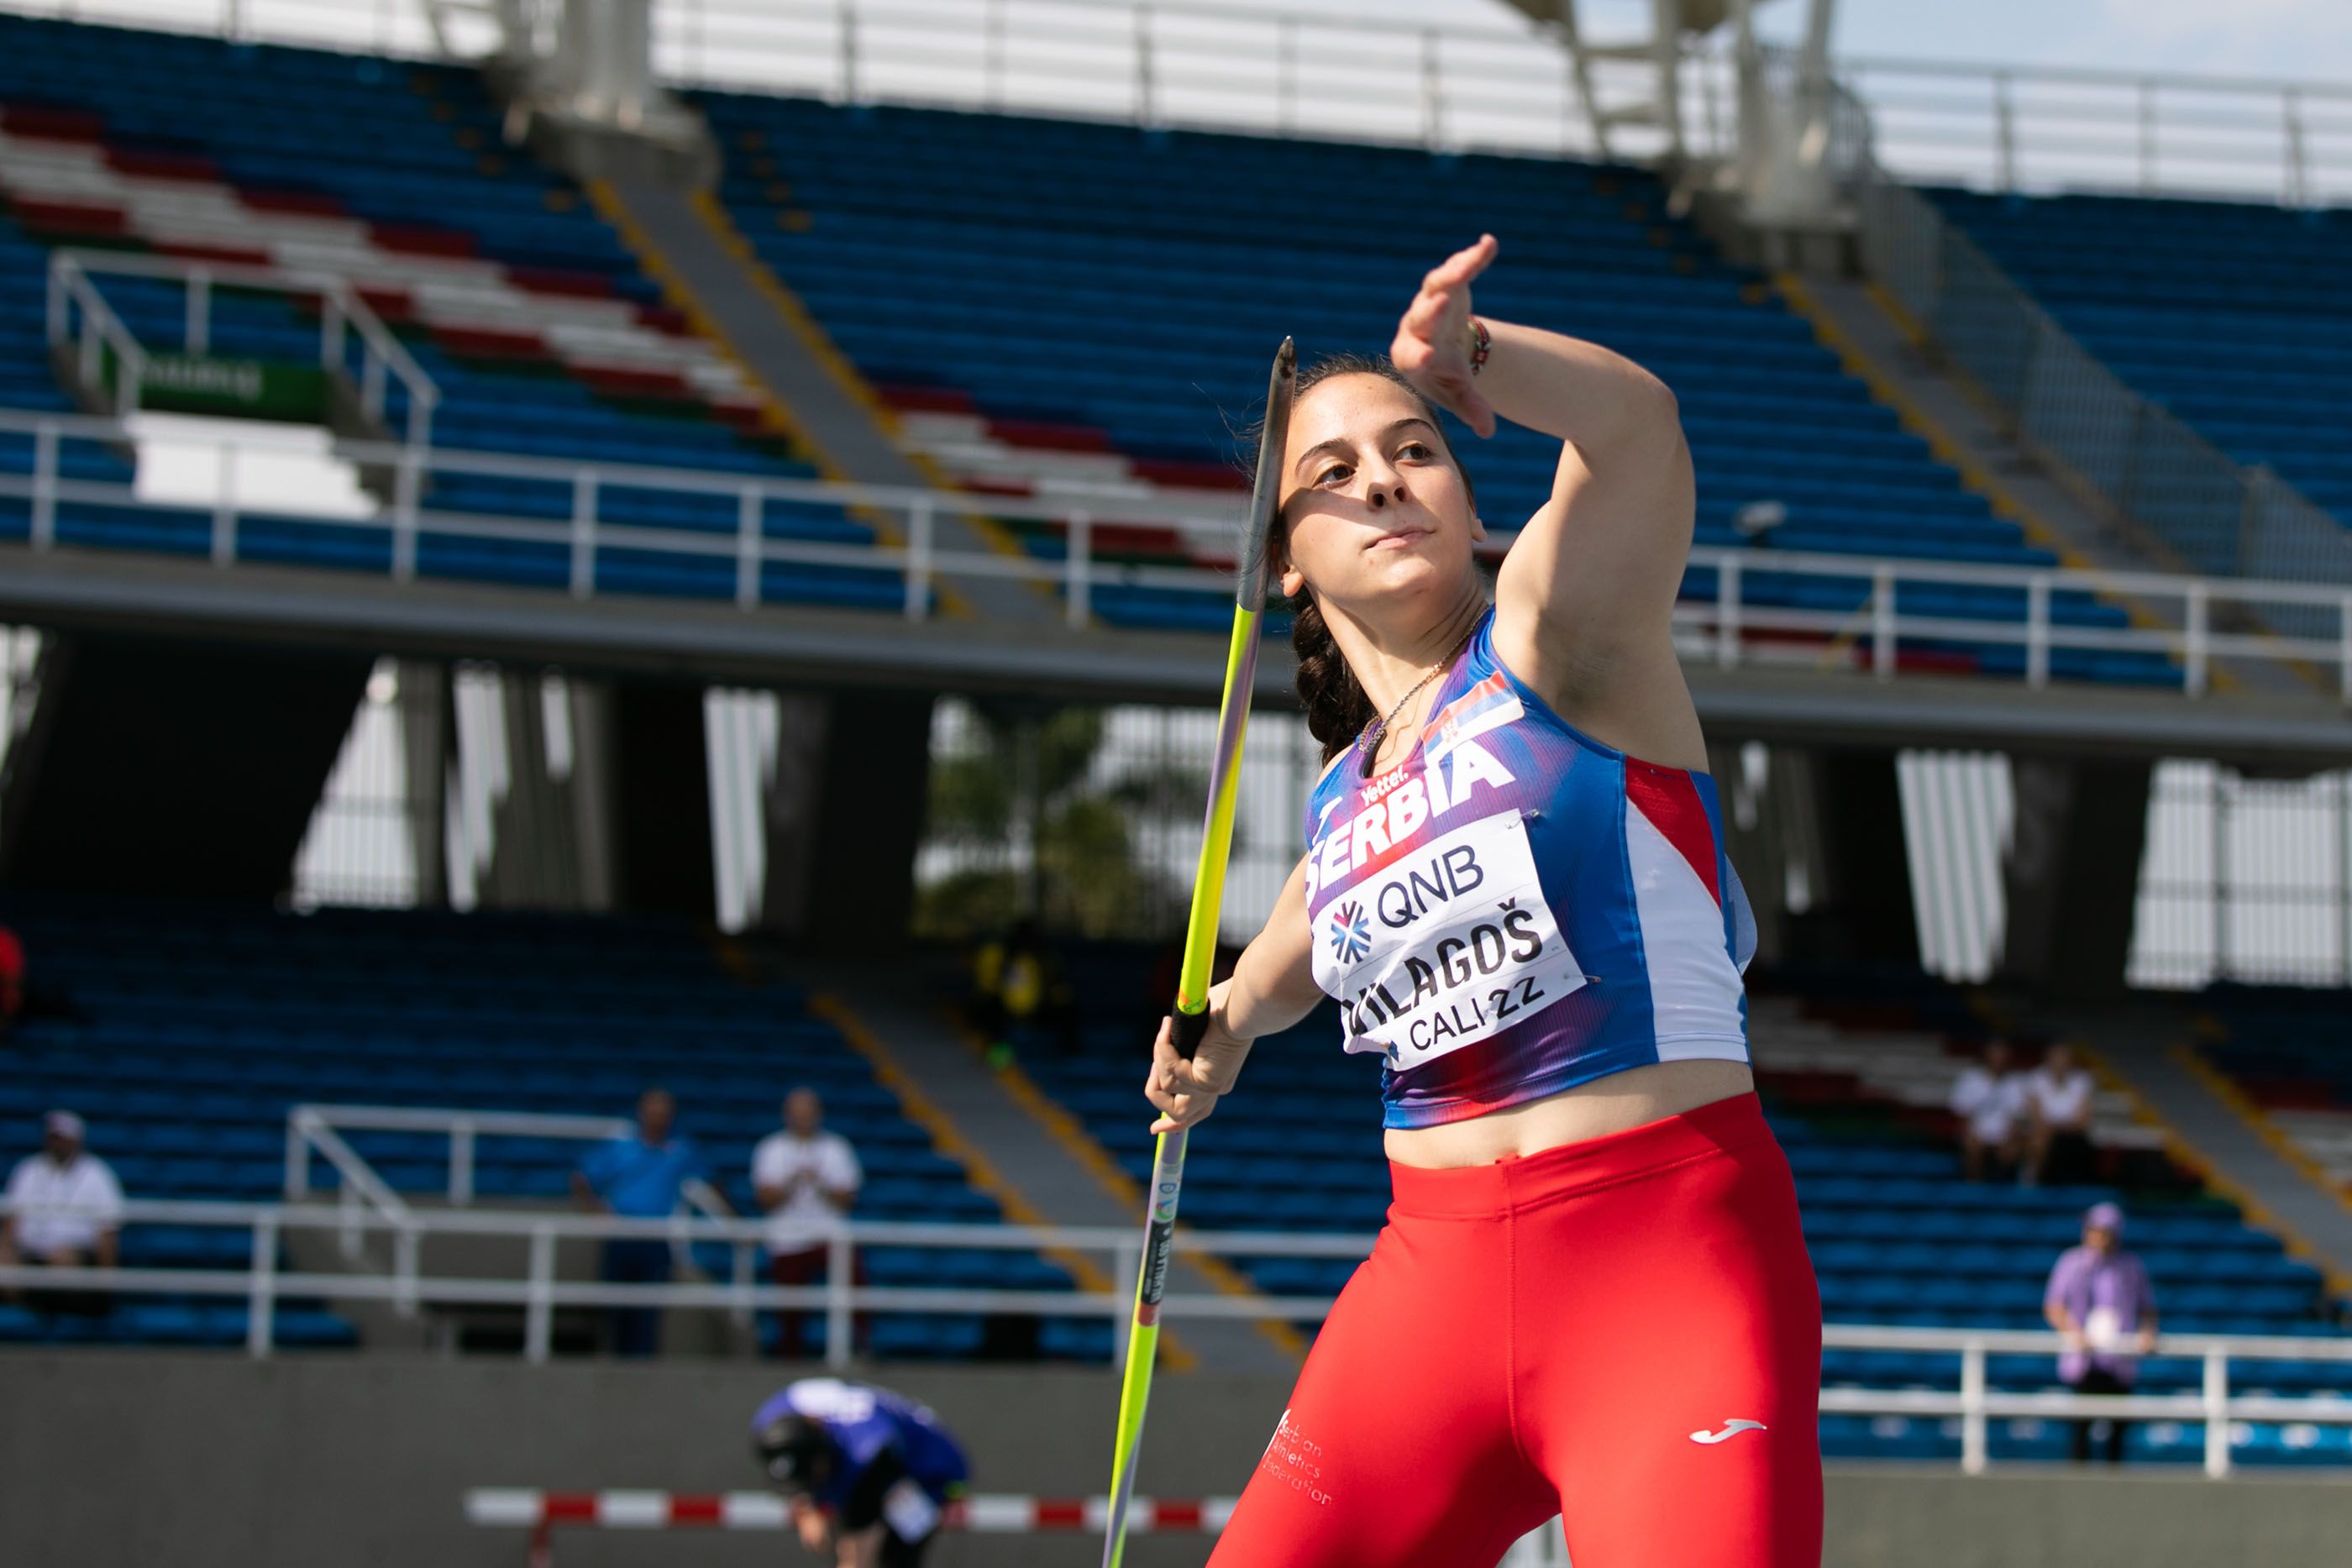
[1690,1419,1767,1445]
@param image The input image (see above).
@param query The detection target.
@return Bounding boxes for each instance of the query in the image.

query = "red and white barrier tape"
[466,1489,1240,1534]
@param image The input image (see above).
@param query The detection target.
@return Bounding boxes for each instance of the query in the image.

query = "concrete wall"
[0,1353,1276,1568]
[1998,756,2154,1000]
[1822,1466,2352,1568]
[0,633,372,899]
[3,1353,2348,1568]
[1780,747,1921,969]
[607,679,716,920]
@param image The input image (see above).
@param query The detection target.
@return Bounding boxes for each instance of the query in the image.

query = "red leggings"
[1210,1093,1821,1568]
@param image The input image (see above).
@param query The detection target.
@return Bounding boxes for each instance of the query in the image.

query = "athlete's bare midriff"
[1383,1057,1756,1168]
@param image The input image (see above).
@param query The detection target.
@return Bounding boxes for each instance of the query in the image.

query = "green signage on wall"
[102,352,329,422]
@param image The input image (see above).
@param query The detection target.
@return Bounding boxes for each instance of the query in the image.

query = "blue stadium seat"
[0,895,1086,1359]
[0,13,896,615]
[1928,186,2352,565]
[690,92,2168,682]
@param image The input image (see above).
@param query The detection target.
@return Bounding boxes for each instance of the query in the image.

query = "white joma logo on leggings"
[1690,1419,1767,1445]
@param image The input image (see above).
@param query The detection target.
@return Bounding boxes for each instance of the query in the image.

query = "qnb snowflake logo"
[1327,899,1372,963]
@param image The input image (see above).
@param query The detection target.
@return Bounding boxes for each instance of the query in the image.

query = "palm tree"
[916,701,1207,940]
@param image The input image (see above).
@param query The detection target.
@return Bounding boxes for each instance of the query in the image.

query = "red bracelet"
[1468,316,1491,376]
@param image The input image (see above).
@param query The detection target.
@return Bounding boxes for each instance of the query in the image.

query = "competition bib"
[881,1478,941,1541]
[1310,810,1584,1070]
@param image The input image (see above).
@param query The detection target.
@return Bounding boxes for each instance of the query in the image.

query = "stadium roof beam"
[3,547,2345,775]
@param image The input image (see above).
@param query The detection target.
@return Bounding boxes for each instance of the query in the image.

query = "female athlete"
[1145,234,1822,1568]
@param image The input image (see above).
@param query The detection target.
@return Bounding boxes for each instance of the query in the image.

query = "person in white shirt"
[1949,1040,2027,1183]
[1,1109,124,1316]
[2024,1043,2098,1188]
[754,1088,864,1360]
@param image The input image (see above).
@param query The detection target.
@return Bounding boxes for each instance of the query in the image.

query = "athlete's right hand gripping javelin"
[1146,978,1250,1134]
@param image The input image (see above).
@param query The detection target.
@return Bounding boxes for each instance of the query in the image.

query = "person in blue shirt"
[752,1377,971,1568]
[570,1088,706,1356]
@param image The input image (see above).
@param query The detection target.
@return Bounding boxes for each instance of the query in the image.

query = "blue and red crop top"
[1301,607,1756,1130]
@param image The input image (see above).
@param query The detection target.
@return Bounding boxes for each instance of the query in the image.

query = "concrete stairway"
[600,178,1047,625]
[801,957,1299,1377]
[2071,1004,2352,1291]
[1782,273,2307,699]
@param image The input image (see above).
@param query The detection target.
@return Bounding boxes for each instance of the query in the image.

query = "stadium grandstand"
[0,2,2348,1566]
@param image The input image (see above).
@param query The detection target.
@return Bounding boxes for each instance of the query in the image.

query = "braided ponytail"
[1289,588,1375,763]
[1249,351,1479,765]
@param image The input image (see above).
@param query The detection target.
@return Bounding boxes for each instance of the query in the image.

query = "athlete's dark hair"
[1250,353,1480,764]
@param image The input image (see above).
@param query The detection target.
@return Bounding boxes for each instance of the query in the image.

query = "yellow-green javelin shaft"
[1102,604,1259,1568]
[1102,338,1293,1568]
[1176,608,1263,1009]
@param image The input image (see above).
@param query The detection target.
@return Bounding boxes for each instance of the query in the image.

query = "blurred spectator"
[571,1088,706,1357]
[1950,1040,2028,1183]
[2024,1044,2098,1187]
[1,1110,123,1317]
[2045,1202,2159,1463]
[0,922,23,1043]
[754,1087,864,1360]
[969,919,1072,1067]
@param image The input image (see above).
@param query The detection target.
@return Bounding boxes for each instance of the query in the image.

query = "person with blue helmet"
[751,1377,970,1567]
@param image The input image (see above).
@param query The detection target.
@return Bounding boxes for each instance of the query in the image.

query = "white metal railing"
[658,0,1641,160]
[0,1194,1376,1366]
[282,1104,738,1312]
[1858,172,2352,611]
[46,254,147,417]
[9,0,2351,202]
[7,404,2349,701]
[8,0,1635,160]
[46,251,440,450]
[660,1,2352,203]
[1834,55,2352,207]
[5,1193,2350,1476]
[280,1105,410,1270]
[286,1104,637,1209]
[1819,1322,2352,1478]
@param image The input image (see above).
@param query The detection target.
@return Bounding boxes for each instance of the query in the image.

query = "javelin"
[1100,336,1295,1568]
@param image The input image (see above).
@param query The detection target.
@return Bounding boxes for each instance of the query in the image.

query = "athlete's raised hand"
[1391,233,1499,439]
[1145,979,1252,1134]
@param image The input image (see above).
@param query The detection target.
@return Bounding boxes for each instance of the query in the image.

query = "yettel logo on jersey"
[1303,737,1518,899]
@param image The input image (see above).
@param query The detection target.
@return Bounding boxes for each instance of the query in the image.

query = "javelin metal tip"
[1233,338,1294,613]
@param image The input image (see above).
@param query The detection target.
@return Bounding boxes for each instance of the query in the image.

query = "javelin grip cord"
[1170,1006,1211,1061]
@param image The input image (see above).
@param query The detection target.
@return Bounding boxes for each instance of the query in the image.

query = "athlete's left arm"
[1393,236,1695,718]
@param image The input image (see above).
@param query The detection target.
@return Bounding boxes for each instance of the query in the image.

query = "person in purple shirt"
[2044,1201,2159,1463]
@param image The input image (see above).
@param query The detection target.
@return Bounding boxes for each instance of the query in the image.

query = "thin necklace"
[1357,616,1479,778]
